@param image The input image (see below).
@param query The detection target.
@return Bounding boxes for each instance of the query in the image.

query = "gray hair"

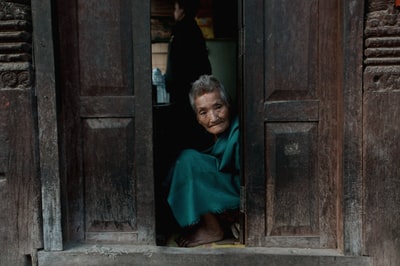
[189,75,231,112]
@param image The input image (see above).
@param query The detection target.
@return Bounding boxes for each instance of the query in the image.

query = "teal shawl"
[167,117,240,227]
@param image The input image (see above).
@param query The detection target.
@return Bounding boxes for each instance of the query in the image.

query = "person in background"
[165,75,240,247]
[165,0,213,152]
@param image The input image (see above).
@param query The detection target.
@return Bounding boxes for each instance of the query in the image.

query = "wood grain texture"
[363,66,400,265]
[0,90,42,265]
[55,0,155,245]
[244,0,342,249]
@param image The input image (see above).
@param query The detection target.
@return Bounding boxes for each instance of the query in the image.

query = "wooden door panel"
[265,0,317,100]
[83,118,135,239]
[80,96,135,118]
[57,0,154,244]
[244,0,341,248]
[265,100,319,122]
[265,123,319,247]
[266,123,318,237]
[77,0,138,239]
[78,0,133,96]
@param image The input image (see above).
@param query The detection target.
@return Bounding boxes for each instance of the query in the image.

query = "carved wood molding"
[0,0,30,20]
[365,1,400,66]
[0,1,32,89]
[364,66,400,92]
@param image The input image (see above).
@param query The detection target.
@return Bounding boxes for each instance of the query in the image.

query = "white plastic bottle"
[152,68,169,104]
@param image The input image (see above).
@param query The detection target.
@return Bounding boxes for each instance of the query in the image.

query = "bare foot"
[176,224,224,247]
[176,213,224,247]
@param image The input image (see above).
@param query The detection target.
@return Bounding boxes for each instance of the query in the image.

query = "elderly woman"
[165,75,240,247]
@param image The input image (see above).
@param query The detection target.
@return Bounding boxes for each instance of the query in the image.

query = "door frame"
[32,0,365,254]
[340,0,365,255]
[32,0,63,251]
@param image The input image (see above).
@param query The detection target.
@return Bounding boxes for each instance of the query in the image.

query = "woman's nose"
[209,112,219,122]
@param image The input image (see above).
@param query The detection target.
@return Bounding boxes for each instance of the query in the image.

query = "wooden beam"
[31,0,63,251]
[342,0,364,256]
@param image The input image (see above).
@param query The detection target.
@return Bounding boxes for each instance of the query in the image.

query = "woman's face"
[194,91,230,136]
[174,2,185,21]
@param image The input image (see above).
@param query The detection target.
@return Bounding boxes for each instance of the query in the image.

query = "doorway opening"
[150,0,240,246]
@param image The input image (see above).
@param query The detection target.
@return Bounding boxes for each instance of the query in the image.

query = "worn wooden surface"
[0,90,42,265]
[363,67,400,266]
[0,1,42,265]
[38,245,372,266]
[3,0,396,265]
[363,2,400,265]
[244,0,342,249]
[55,0,155,245]
[31,0,63,251]
[342,0,364,256]
[243,0,267,247]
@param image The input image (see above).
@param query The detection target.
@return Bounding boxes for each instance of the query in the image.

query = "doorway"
[150,0,240,246]
[51,0,345,250]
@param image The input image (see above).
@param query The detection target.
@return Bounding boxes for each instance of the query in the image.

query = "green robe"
[166,117,240,227]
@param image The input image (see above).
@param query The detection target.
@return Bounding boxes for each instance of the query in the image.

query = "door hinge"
[240,185,246,213]
[239,27,245,58]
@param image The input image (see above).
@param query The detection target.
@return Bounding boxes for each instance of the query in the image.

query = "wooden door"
[56,1,154,244]
[243,0,342,248]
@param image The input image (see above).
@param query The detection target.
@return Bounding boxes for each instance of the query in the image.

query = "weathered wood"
[3,0,398,265]
[0,1,42,265]
[55,0,155,245]
[362,2,400,264]
[55,0,84,242]
[38,245,372,266]
[245,0,342,249]
[31,0,63,251]
[316,0,340,249]
[80,96,135,118]
[265,100,319,122]
[83,118,136,236]
[342,0,364,256]
[363,66,400,265]
[0,90,42,265]
[132,0,156,244]
[243,0,267,247]
[266,123,318,238]
[264,0,317,102]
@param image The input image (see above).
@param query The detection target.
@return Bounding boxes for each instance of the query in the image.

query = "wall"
[207,40,238,106]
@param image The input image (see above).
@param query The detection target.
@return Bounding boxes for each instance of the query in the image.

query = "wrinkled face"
[174,2,185,21]
[194,91,230,136]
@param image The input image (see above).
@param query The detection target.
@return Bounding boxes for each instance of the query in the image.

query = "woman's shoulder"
[232,116,239,126]
[230,116,239,132]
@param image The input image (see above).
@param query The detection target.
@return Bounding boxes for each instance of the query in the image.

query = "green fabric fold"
[166,117,240,227]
